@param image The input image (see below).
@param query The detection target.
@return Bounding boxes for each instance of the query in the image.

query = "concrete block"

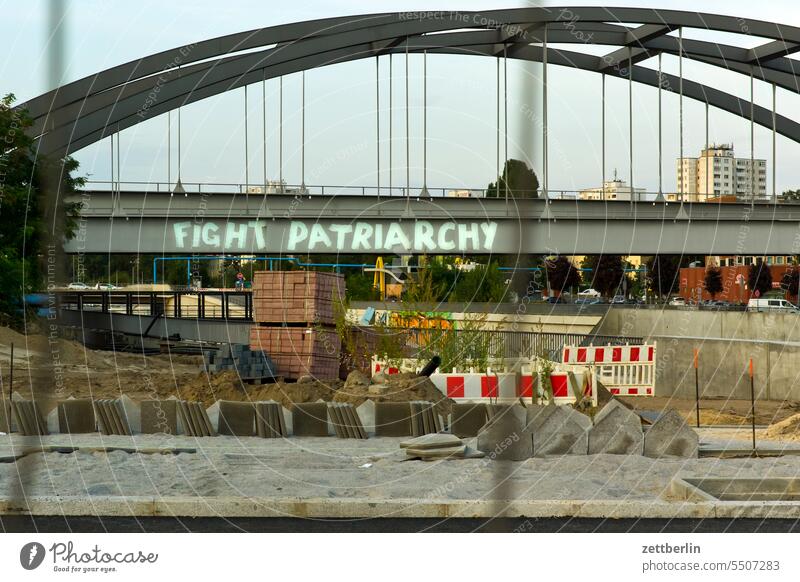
[194,402,216,436]
[94,400,112,434]
[374,402,412,437]
[533,404,591,456]
[401,433,463,449]
[140,400,178,434]
[644,409,699,458]
[450,403,487,438]
[477,404,532,461]
[217,401,256,436]
[57,399,96,434]
[327,404,346,438]
[344,405,367,439]
[206,401,221,431]
[282,406,293,436]
[46,406,59,434]
[114,395,139,433]
[0,399,11,433]
[588,400,644,455]
[356,400,375,435]
[292,402,330,436]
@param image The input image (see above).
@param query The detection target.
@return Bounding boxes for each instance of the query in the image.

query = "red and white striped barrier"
[371,357,519,402]
[431,370,518,401]
[561,343,656,397]
[518,364,597,406]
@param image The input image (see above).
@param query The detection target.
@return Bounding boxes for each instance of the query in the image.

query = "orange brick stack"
[249,271,345,379]
[251,271,344,325]
[249,326,341,379]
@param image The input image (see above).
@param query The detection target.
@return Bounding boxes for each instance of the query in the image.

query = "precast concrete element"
[477,404,532,461]
[531,404,591,456]
[588,400,644,455]
[356,400,375,436]
[450,403,488,438]
[326,403,366,439]
[0,400,11,433]
[12,400,49,436]
[117,395,141,433]
[644,410,699,458]
[57,399,96,434]
[94,400,132,435]
[256,401,287,438]
[215,401,256,437]
[292,402,330,437]
[410,401,441,436]
[374,402,413,437]
[177,401,216,437]
[140,400,178,434]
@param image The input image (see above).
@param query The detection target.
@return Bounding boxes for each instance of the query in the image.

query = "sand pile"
[174,371,343,408]
[332,372,453,416]
[764,413,800,441]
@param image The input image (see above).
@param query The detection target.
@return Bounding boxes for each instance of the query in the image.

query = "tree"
[782,189,800,202]
[486,159,539,198]
[450,261,508,303]
[404,265,445,303]
[545,256,581,296]
[345,272,380,301]
[704,266,724,299]
[582,255,624,297]
[0,94,82,319]
[645,255,681,298]
[748,261,773,297]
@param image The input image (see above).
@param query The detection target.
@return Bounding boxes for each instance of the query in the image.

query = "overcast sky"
[3,0,800,195]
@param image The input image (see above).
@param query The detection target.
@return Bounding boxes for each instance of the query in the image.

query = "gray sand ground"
[2,429,800,509]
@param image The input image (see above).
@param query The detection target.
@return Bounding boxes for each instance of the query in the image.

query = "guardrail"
[79,180,790,204]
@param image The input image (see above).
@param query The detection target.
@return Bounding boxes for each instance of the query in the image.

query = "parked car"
[67,282,90,290]
[95,282,119,290]
[668,296,686,306]
[611,295,626,304]
[546,295,567,304]
[747,298,800,312]
[577,288,601,298]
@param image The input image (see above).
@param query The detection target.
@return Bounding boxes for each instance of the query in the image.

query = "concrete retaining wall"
[597,309,800,401]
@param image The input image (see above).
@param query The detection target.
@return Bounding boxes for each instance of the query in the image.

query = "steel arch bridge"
[18,7,800,159]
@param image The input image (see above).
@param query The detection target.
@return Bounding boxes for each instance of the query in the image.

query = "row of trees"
[702,262,800,300]
[545,254,690,299]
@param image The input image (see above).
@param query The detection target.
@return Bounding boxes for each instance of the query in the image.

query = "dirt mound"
[174,371,344,408]
[764,413,800,441]
[332,372,453,416]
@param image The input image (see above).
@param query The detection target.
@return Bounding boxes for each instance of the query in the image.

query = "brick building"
[678,265,793,303]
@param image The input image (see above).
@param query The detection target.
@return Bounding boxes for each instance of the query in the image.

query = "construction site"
[3,269,800,530]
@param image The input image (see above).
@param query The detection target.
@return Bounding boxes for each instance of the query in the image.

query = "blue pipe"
[152,255,373,284]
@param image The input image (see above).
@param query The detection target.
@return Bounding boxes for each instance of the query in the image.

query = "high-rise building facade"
[676,144,766,201]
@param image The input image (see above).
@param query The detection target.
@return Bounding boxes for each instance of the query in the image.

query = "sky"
[3,0,800,195]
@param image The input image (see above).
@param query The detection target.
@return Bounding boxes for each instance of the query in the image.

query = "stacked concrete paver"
[249,271,345,379]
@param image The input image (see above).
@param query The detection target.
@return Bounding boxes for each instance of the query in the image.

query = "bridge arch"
[18,7,800,158]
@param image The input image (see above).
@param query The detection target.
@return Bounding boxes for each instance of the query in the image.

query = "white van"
[747,298,799,312]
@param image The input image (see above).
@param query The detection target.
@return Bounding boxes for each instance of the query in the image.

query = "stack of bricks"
[249,271,345,379]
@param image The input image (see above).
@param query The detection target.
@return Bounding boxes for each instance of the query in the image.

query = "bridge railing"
[78,180,791,204]
[55,290,253,320]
